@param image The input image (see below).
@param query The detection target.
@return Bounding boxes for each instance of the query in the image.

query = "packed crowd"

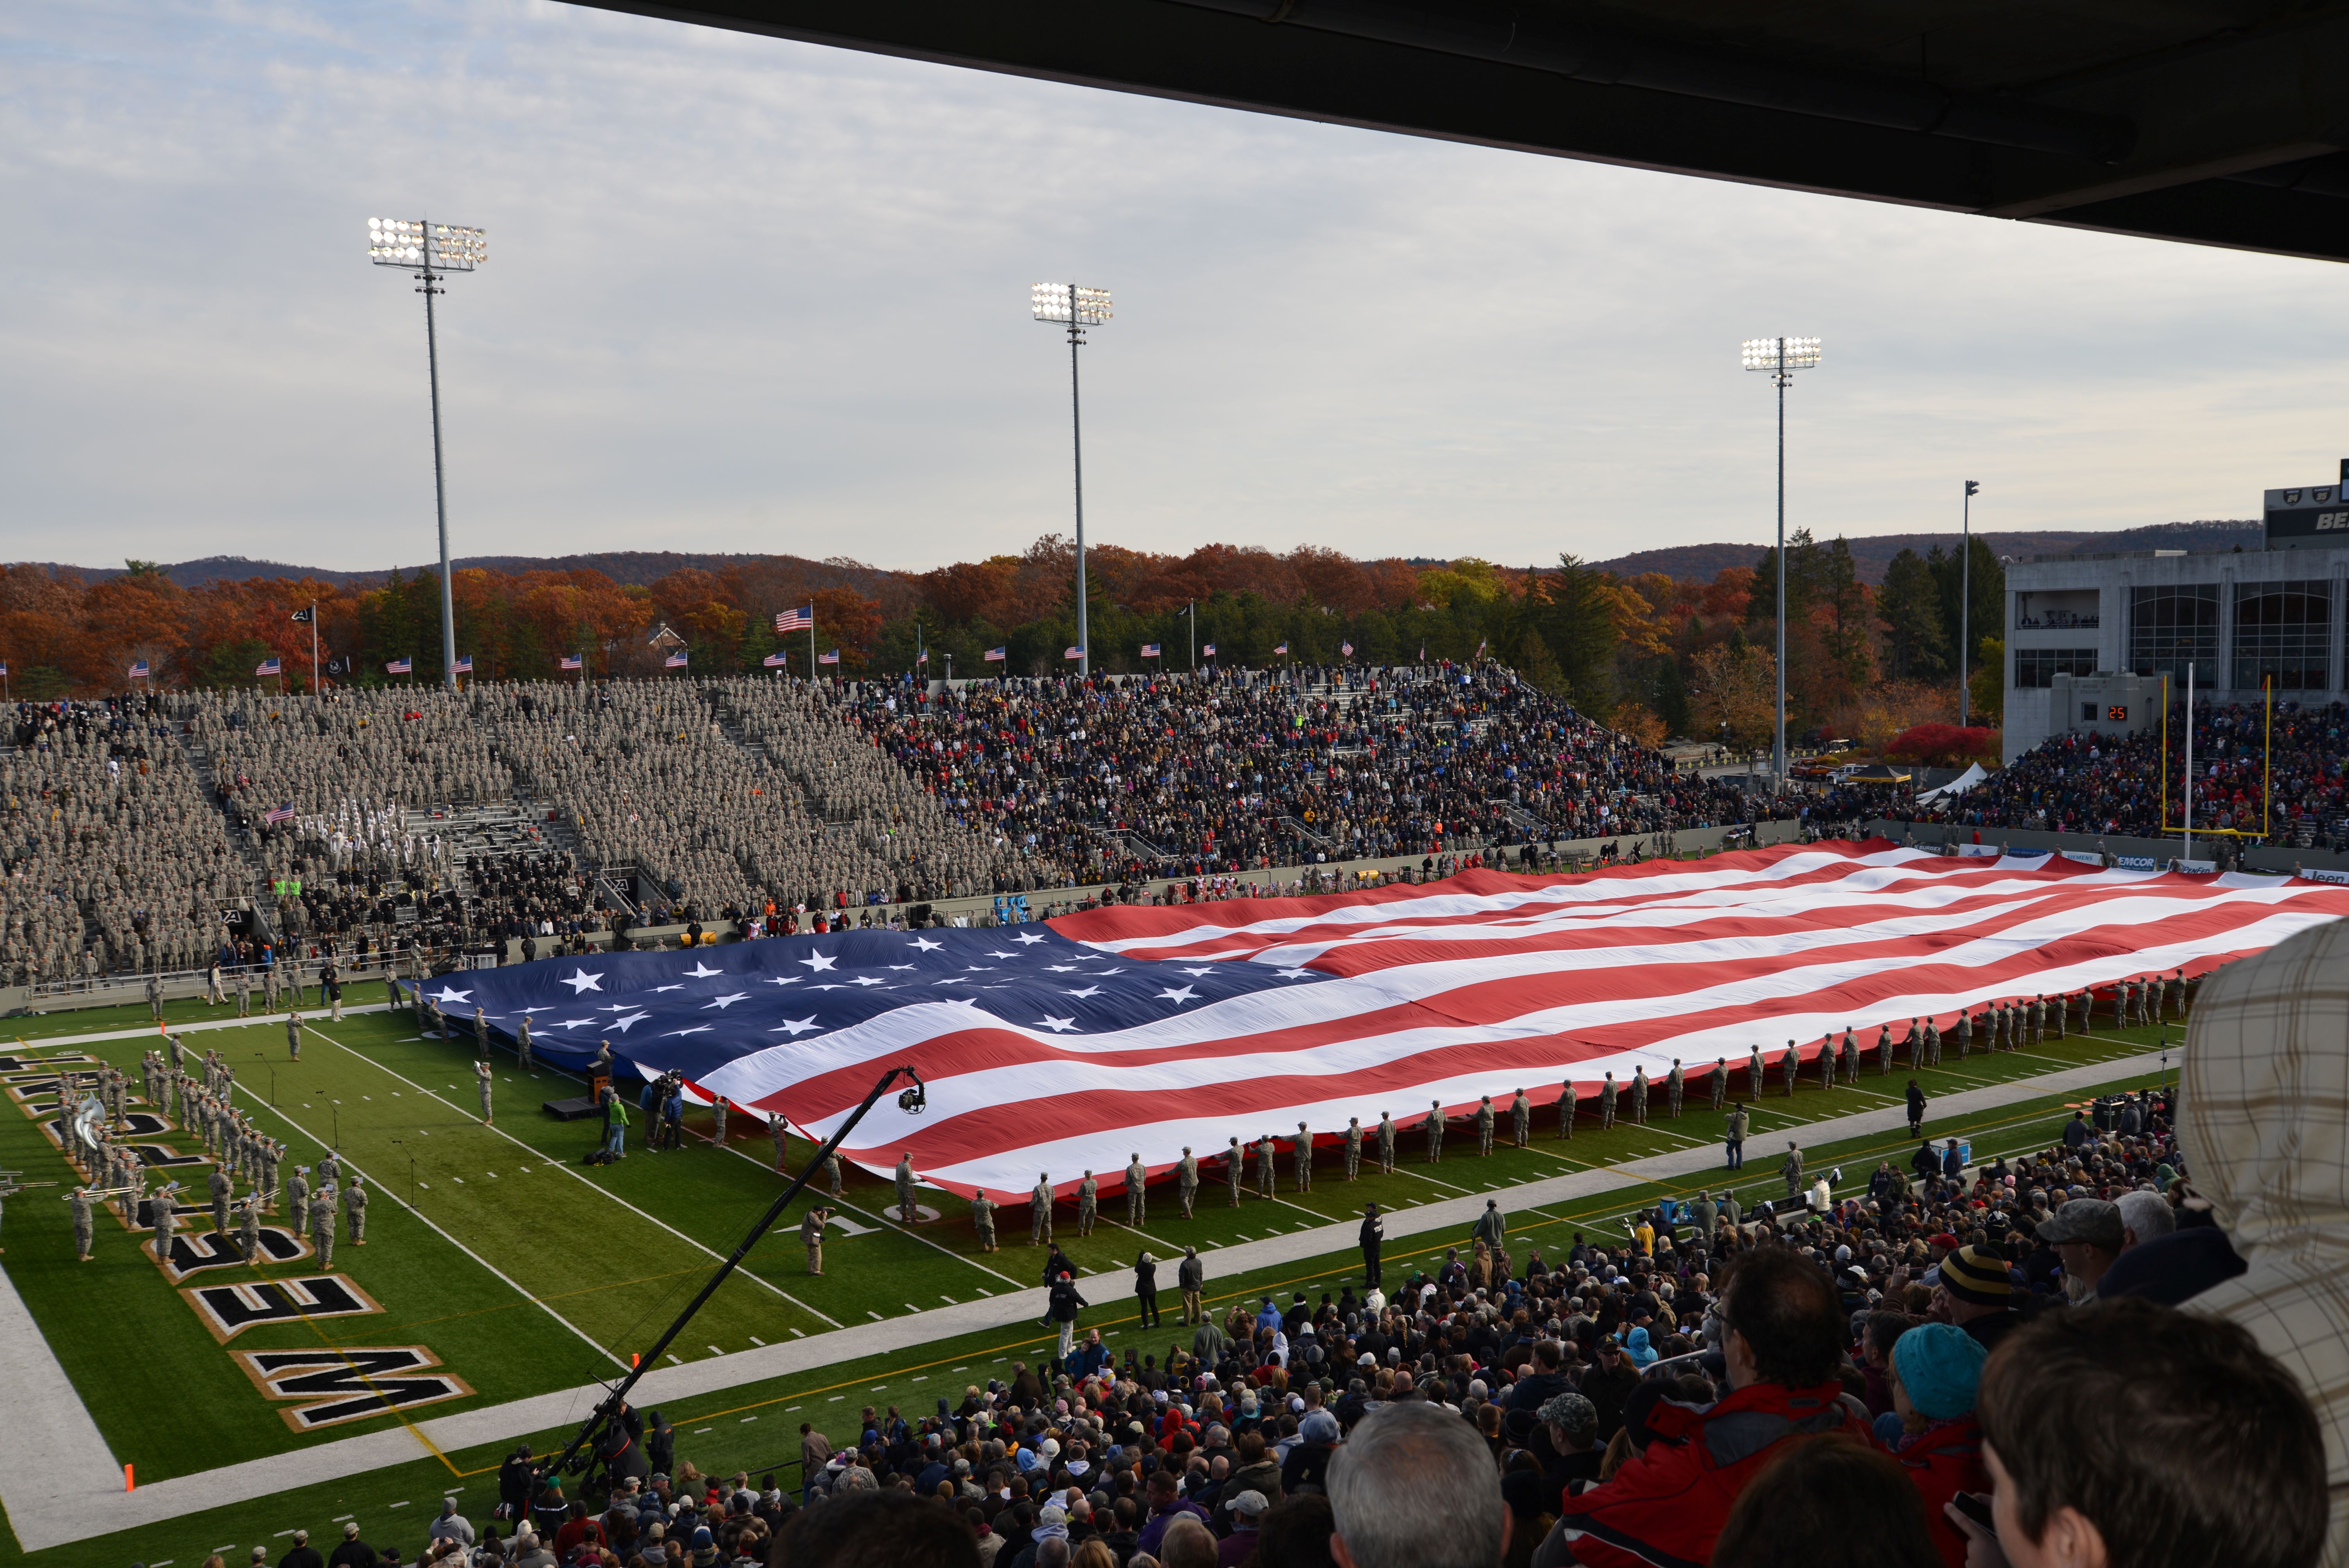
[1833,699,2349,847]
[1,696,246,983]
[838,666,1770,886]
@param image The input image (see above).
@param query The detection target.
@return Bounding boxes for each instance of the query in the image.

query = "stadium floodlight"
[1742,337,1822,793]
[1033,282,1113,679]
[369,217,488,691]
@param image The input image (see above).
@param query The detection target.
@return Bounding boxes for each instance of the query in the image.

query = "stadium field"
[0,997,2174,1563]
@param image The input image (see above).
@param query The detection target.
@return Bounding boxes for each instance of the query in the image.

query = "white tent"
[1916,762,1988,805]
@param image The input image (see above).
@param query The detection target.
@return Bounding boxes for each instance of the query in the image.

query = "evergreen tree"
[1876,547,1950,681]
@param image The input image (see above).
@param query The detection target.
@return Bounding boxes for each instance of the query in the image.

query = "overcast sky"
[8,0,2349,576]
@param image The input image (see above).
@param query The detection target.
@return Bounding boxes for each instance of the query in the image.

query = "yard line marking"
[904,1302,920,1312]
[750,1336,766,1347]
[867,1311,884,1321]
[707,1344,724,1357]
[667,1354,683,1365]
[301,1023,841,1328]
[740,1416,757,1422]
[789,1328,805,1338]
[940,1294,956,1304]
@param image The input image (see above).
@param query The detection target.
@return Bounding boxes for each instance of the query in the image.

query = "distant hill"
[1591,519,2265,584]
[12,550,905,594]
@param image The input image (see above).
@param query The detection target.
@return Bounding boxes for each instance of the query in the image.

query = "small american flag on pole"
[818,649,841,666]
[775,606,815,633]
[1273,643,1288,656]
[665,650,689,669]
[1202,643,1216,658]
[1340,642,1354,657]
[255,657,282,677]
[452,654,474,674]
[984,647,1006,662]
[264,803,295,825]
[128,660,150,679]
[761,652,789,668]
[385,657,413,675]
[1140,643,1160,659]
[1064,646,1084,661]
[560,654,583,670]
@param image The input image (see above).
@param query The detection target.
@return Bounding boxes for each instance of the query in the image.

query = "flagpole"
[309,600,318,694]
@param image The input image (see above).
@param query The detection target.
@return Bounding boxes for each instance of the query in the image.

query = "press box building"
[2001,461,2349,763]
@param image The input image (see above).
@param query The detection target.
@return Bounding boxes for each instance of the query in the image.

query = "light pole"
[1960,480,1979,727]
[1741,337,1821,790]
[369,217,487,693]
[1032,282,1113,679]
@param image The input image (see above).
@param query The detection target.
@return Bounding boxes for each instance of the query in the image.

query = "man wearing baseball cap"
[1934,1244,2023,1351]
[2037,1197,2125,1301]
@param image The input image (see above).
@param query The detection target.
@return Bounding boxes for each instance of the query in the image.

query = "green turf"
[0,993,2177,1563]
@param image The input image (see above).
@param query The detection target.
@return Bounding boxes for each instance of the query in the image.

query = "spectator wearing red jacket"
[1550,1247,1868,1568]
[1880,1323,1989,1567]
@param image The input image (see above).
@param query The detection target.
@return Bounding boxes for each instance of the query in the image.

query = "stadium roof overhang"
[561,0,2349,264]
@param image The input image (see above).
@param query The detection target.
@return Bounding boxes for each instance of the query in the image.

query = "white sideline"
[0,1047,2167,1553]
[11,1002,399,1051]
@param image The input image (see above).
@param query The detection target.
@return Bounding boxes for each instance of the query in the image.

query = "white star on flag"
[702,994,750,1009]
[849,976,888,987]
[608,1012,653,1033]
[1035,1016,1078,1033]
[428,986,472,1006]
[763,976,802,986]
[1179,967,1218,976]
[1063,986,1104,1000]
[664,1026,714,1038]
[1157,986,1200,1005]
[910,937,943,952]
[1012,932,1046,944]
[771,1017,820,1036]
[684,962,725,978]
[560,970,603,994]
[799,953,838,972]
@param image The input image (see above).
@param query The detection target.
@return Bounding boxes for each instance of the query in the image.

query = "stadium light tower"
[370,217,487,692]
[1032,282,1112,679]
[1742,336,1821,791]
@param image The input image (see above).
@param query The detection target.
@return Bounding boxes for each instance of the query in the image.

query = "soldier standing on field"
[1075,1169,1097,1235]
[1177,1146,1199,1219]
[1294,1123,1313,1191]
[1781,1040,1799,1096]
[1125,1153,1148,1225]
[896,1154,921,1223]
[1630,1068,1648,1126]
[1344,1118,1363,1179]
[1955,1008,1972,1060]
[971,1190,997,1252]
[286,1165,308,1230]
[711,1093,728,1145]
[1256,1132,1277,1196]
[1426,1100,1445,1162]
[258,1138,280,1213]
[516,1014,533,1071]
[308,1187,335,1271]
[1475,1094,1495,1155]
[151,1181,178,1265]
[1747,1044,1766,1098]
[2055,991,2069,1040]
[1599,1074,1617,1131]
[237,1194,263,1265]
[1226,1137,1244,1206]
[1512,1089,1531,1146]
[476,1059,494,1125]
[823,1148,843,1199]
[1380,1110,1399,1169]
[344,1176,367,1246]
[770,1113,790,1175]
[1712,1058,1728,1112]
[801,1206,827,1274]
[70,1186,95,1262]
[1030,1174,1054,1245]
[1668,1061,1685,1118]
[209,1166,233,1236]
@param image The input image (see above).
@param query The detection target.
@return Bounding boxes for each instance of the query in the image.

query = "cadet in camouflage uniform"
[1125,1153,1149,1224]
[1177,1146,1199,1218]
[1344,1118,1364,1179]
[1512,1088,1532,1145]
[1476,1094,1496,1154]
[1711,1058,1728,1112]
[344,1176,367,1245]
[770,1113,790,1174]
[151,1182,178,1265]
[285,1163,308,1229]
[710,1094,728,1145]
[1425,1101,1445,1162]
[1667,1062,1685,1118]
[308,1187,335,1270]
[476,1059,494,1125]
[237,1194,264,1265]
[258,1137,280,1213]
[516,1014,534,1071]
[1629,1070,1647,1126]
[1380,1110,1399,1169]
[474,1007,489,1053]
[261,963,279,1012]
[2055,990,2069,1039]
[1559,1081,1576,1140]
[1818,1039,1834,1092]
[316,1151,339,1188]
[970,1190,998,1251]
[1254,1133,1276,1195]
[1075,1170,1097,1236]
[1598,1073,1617,1131]
[1030,1174,1054,1245]
[1780,1041,1799,1096]
[286,1010,303,1061]
[70,1186,96,1262]
[233,968,250,1016]
[1748,1045,1767,1098]
[824,1148,843,1198]
[209,1166,233,1236]
[1226,1137,1245,1206]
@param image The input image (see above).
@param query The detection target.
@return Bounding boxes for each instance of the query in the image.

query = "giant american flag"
[435,842,2349,1199]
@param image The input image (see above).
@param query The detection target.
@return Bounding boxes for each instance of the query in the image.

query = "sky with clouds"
[8,0,2349,576]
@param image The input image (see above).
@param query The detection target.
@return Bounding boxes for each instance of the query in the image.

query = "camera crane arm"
[547,1062,928,1480]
